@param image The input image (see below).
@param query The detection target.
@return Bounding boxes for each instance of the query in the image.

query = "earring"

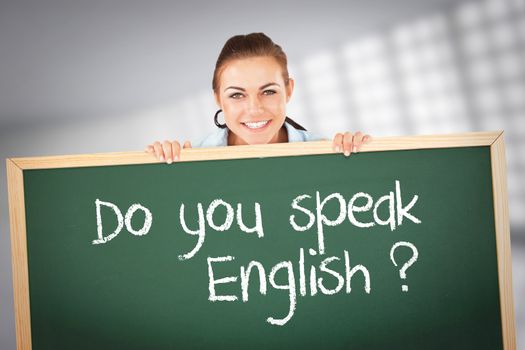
[214,109,227,129]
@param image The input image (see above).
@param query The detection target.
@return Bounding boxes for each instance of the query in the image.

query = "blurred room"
[1,0,523,347]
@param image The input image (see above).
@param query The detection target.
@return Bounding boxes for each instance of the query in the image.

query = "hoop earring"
[214,109,227,129]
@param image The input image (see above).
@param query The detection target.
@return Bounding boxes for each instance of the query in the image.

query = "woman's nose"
[247,96,264,115]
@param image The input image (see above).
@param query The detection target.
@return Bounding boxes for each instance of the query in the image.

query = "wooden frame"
[6,131,515,350]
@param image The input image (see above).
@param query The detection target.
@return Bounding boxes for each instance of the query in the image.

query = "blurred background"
[1,0,524,348]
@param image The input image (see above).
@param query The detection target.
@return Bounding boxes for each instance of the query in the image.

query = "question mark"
[390,241,419,292]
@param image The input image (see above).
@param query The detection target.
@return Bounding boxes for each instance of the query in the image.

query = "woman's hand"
[145,140,192,164]
[332,131,371,157]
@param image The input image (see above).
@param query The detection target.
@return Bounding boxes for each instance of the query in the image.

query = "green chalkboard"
[9,136,514,349]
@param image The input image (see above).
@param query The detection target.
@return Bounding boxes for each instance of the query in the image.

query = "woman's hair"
[212,33,306,131]
[212,32,290,94]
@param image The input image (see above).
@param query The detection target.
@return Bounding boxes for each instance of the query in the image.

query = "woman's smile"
[241,119,271,131]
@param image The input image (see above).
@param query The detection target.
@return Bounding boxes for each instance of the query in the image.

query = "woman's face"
[215,56,294,145]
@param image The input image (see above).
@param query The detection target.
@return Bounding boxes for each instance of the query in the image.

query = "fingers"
[153,141,164,162]
[170,141,181,163]
[163,141,174,164]
[352,131,365,153]
[343,132,353,157]
[355,133,371,152]
[333,131,372,157]
[332,133,344,152]
[146,140,185,164]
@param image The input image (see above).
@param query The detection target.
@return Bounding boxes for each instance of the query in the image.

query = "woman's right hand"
[145,140,192,164]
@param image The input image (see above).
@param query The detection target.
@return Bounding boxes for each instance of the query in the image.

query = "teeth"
[244,120,269,129]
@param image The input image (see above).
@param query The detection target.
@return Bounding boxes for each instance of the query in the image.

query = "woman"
[147,32,370,163]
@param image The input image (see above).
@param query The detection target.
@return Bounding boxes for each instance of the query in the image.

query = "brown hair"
[212,33,306,131]
[212,32,290,94]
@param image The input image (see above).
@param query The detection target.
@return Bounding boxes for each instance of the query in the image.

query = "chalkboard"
[7,132,515,350]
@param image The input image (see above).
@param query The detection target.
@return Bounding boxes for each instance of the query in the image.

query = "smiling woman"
[216,56,295,146]
[146,32,370,163]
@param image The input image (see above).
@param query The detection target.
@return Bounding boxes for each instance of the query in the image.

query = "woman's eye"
[229,93,243,99]
[263,89,276,96]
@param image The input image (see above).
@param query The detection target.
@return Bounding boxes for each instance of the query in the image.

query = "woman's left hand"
[332,131,371,157]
